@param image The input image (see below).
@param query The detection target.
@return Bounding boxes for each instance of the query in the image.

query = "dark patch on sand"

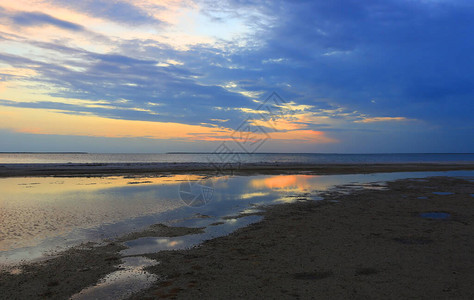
[127,181,153,185]
[355,268,379,276]
[393,237,434,245]
[293,271,333,280]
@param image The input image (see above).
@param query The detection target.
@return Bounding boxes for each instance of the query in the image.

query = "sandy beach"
[1,173,473,299]
[134,176,474,299]
[3,0,474,298]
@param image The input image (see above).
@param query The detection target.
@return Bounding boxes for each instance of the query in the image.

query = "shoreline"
[1,162,474,177]
[0,175,473,298]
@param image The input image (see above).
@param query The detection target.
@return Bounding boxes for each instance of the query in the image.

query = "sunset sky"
[0,0,473,153]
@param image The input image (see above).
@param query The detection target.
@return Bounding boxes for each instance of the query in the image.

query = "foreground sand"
[134,177,474,299]
[1,176,473,299]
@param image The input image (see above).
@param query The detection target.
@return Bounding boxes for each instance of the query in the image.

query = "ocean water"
[0,152,473,164]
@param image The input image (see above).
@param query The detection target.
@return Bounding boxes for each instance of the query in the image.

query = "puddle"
[71,256,158,300]
[121,215,262,256]
[417,196,428,199]
[419,212,451,219]
[432,192,454,195]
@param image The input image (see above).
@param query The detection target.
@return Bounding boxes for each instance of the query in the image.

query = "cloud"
[354,117,410,123]
[11,11,84,31]
[50,0,160,25]
[1,0,474,152]
[0,105,337,145]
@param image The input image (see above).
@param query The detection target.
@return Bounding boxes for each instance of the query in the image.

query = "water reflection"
[0,175,199,253]
[121,216,262,256]
[249,174,316,190]
[419,212,451,219]
[1,170,473,265]
[70,256,159,300]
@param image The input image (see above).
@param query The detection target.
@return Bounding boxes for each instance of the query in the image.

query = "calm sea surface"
[0,153,473,164]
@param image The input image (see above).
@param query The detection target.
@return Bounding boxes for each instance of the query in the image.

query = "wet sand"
[0,225,203,299]
[1,162,474,177]
[134,177,474,299]
[1,176,473,299]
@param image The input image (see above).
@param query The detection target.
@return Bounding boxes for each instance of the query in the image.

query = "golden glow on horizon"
[0,105,336,144]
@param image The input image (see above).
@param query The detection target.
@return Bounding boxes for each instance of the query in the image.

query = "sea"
[0,152,473,164]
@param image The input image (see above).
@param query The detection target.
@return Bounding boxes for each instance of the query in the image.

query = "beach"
[1,169,473,299]
[3,0,474,298]
[1,162,474,177]
[132,176,474,299]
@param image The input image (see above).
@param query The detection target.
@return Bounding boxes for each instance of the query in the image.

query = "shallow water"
[432,192,454,195]
[1,170,474,265]
[70,256,159,300]
[121,215,263,256]
[419,212,451,219]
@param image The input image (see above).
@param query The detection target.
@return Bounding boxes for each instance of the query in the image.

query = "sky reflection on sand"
[71,256,159,300]
[1,170,474,265]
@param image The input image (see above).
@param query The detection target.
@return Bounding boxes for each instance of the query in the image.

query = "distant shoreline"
[1,162,473,177]
[0,152,88,154]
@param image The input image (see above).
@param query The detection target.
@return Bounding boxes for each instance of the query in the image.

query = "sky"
[0,0,473,153]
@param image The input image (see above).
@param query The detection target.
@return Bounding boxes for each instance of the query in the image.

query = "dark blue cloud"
[208,0,474,125]
[11,11,84,31]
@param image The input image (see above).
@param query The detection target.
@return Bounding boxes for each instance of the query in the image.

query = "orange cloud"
[0,106,232,140]
[271,130,337,143]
